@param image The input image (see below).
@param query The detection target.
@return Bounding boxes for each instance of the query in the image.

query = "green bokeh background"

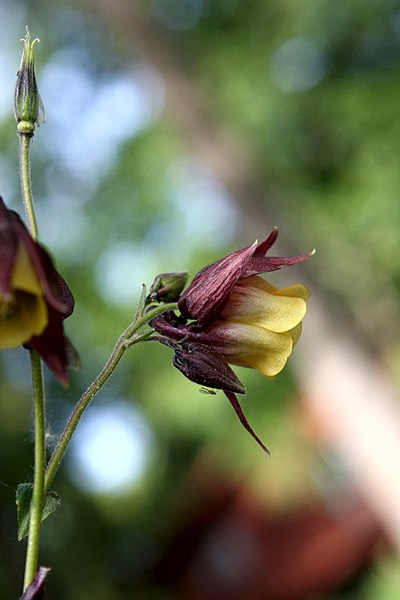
[1,0,400,598]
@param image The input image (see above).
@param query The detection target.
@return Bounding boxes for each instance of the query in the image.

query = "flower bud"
[148,272,188,303]
[14,27,45,135]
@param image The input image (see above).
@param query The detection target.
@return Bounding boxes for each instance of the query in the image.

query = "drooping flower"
[152,230,312,453]
[0,197,74,384]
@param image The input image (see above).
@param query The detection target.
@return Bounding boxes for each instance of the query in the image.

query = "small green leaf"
[134,283,147,322]
[16,483,61,541]
[42,490,61,523]
[16,483,32,541]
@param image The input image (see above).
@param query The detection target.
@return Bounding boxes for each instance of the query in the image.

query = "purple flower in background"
[0,197,74,384]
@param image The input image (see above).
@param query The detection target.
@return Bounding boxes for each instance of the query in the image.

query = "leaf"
[16,483,61,541]
[134,283,147,322]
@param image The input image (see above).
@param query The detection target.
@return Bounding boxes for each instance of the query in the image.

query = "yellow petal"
[274,283,310,301]
[242,276,278,293]
[241,276,310,301]
[208,320,294,379]
[222,278,307,333]
[0,291,48,348]
[12,245,43,295]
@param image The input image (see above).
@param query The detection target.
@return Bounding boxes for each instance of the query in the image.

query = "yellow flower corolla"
[0,246,48,348]
[214,275,309,379]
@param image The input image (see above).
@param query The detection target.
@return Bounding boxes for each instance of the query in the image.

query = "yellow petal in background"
[0,246,48,348]
[11,245,43,295]
[0,291,48,348]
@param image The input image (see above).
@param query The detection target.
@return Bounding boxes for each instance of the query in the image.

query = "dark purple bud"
[20,566,50,600]
[173,341,245,394]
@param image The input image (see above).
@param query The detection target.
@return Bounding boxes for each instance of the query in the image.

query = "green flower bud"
[148,272,188,303]
[14,27,45,135]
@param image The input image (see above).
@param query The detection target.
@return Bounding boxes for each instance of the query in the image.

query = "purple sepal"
[173,341,246,394]
[26,306,70,386]
[178,230,312,323]
[19,566,50,600]
[243,252,314,277]
[224,391,270,455]
[178,242,257,323]
[0,197,19,295]
[11,211,74,315]
[151,311,188,341]
[254,227,278,256]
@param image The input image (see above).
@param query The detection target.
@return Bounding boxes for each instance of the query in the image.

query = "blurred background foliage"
[1,0,400,598]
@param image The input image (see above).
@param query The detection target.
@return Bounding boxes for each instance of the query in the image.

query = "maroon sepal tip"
[224,391,270,455]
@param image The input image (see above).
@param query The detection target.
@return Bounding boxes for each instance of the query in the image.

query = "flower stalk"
[19,133,38,240]
[15,31,45,591]
[19,122,45,594]
[23,351,45,591]
[44,301,178,492]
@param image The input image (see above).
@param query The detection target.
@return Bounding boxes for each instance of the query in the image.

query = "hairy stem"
[19,133,38,240]
[23,352,45,590]
[19,131,45,591]
[44,302,177,491]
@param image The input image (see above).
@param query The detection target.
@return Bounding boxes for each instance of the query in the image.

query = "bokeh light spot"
[151,0,204,31]
[270,37,328,93]
[68,402,153,494]
[95,241,158,306]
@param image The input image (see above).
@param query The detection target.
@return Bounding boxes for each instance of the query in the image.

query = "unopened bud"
[148,272,188,303]
[14,27,45,135]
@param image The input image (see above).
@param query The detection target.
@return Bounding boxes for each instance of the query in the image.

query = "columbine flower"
[152,229,312,453]
[0,197,74,384]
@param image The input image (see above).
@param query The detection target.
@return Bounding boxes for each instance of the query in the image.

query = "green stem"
[19,133,38,240]
[23,352,45,591]
[19,129,45,590]
[44,302,177,492]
